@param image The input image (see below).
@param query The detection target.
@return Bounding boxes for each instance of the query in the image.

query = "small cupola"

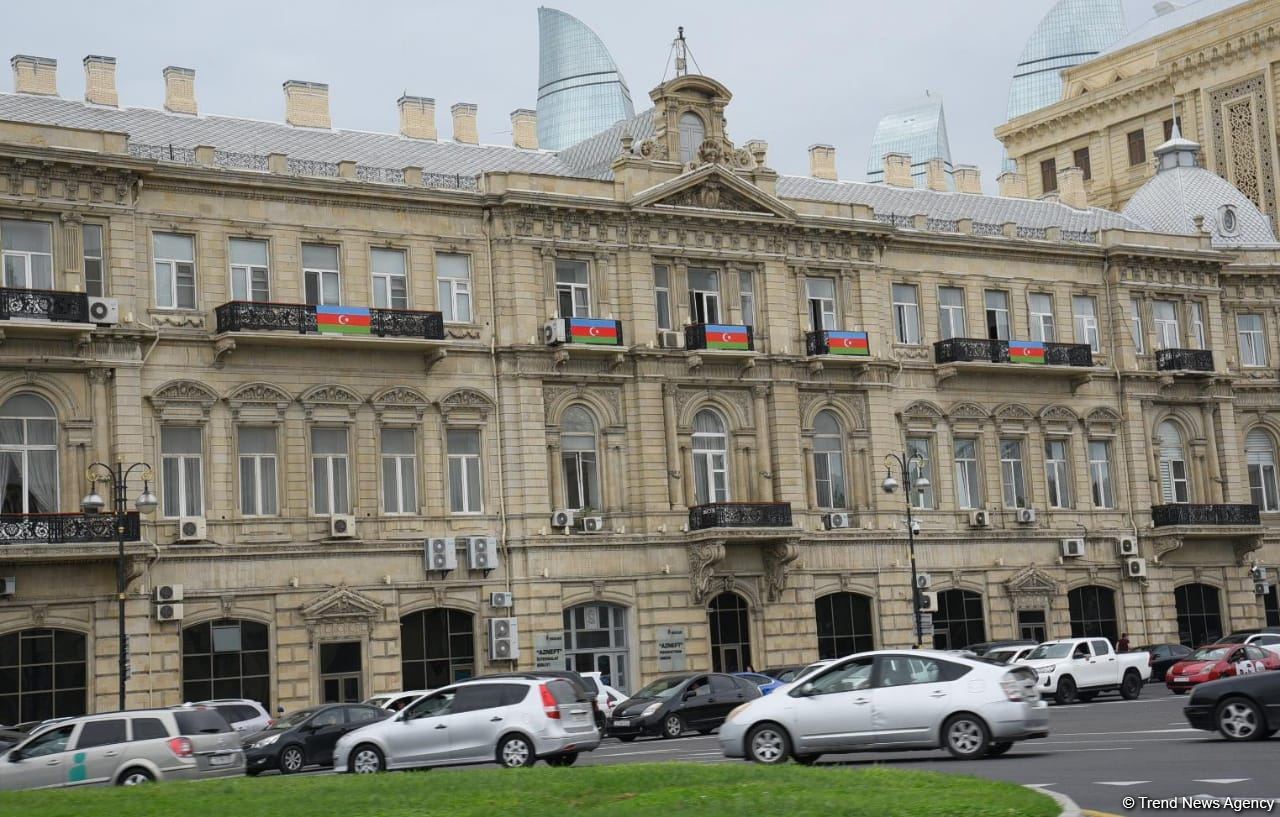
[1153,118,1200,172]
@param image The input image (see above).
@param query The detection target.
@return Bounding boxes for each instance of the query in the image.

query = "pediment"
[301,586,384,622]
[1004,565,1062,597]
[630,165,795,220]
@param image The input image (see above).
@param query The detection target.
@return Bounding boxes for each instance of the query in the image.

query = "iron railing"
[935,338,1007,364]
[1155,348,1214,373]
[0,287,90,323]
[215,301,444,340]
[0,512,140,544]
[684,323,754,352]
[1151,504,1260,527]
[1043,342,1094,367]
[689,502,793,530]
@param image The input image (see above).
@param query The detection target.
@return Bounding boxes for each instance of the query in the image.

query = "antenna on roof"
[1169,97,1181,140]
[663,26,701,81]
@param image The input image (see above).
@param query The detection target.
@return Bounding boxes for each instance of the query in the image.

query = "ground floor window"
[181,619,270,706]
[932,589,985,650]
[1068,586,1118,643]
[1174,584,1223,648]
[1017,610,1047,642]
[401,608,474,689]
[815,593,874,659]
[319,641,363,703]
[563,603,629,693]
[708,592,751,673]
[1266,584,1279,628]
[0,628,86,724]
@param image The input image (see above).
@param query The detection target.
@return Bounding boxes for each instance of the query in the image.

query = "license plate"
[209,754,236,767]
[612,720,629,728]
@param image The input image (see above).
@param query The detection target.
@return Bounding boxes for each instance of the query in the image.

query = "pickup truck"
[1021,638,1151,704]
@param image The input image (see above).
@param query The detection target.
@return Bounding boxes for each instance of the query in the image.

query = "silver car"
[334,677,599,772]
[0,707,244,790]
[719,649,1049,764]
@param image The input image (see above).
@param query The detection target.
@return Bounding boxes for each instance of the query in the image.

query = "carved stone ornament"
[301,585,385,640]
[227,382,292,419]
[635,138,669,161]
[900,400,944,423]
[1004,564,1062,609]
[30,604,47,627]
[148,379,218,419]
[372,386,430,419]
[688,540,727,606]
[658,177,772,214]
[439,388,495,418]
[762,541,800,602]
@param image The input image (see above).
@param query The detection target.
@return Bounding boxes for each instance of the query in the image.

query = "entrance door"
[1017,610,1046,642]
[708,592,752,673]
[718,646,743,674]
[319,642,363,703]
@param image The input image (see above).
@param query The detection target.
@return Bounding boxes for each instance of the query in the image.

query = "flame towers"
[536,7,636,151]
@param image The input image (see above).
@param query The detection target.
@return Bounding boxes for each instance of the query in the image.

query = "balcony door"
[1157,421,1190,504]
[692,409,729,505]
[708,592,751,673]
[1,220,53,290]
[688,268,720,325]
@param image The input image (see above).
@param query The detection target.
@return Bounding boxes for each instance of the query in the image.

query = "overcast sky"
[8,0,1161,193]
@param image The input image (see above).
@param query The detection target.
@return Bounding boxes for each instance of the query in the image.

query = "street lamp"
[82,462,157,710]
[882,452,931,649]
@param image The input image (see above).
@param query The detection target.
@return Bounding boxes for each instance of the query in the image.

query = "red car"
[1165,643,1280,693]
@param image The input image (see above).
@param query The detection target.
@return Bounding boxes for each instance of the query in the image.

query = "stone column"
[605,429,627,513]
[753,385,774,500]
[801,442,817,508]
[60,212,85,292]
[1201,403,1224,503]
[540,247,557,320]
[546,440,563,512]
[663,384,683,508]
[88,368,112,468]
[682,444,696,508]
[594,253,611,317]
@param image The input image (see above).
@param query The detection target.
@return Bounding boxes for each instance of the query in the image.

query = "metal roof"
[1101,0,1248,56]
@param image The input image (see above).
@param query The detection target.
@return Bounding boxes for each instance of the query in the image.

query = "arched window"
[563,603,629,693]
[815,593,874,659]
[561,406,600,511]
[0,394,58,514]
[1265,584,1279,628]
[932,589,986,650]
[708,592,751,672]
[678,112,706,164]
[0,628,86,724]
[1246,429,1278,512]
[181,619,270,706]
[1174,584,1222,647]
[692,409,729,505]
[812,411,847,509]
[1068,586,1118,642]
[1157,421,1190,503]
[400,609,474,689]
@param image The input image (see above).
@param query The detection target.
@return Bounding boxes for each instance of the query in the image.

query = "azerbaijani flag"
[825,330,870,357]
[1009,339,1046,364]
[567,318,621,346]
[704,324,751,351]
[316,305,371,335]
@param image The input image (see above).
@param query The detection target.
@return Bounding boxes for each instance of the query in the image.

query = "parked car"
[364,690,431,712]
[582,672,627,717]
[1021,637,1150,704]
[0,729,30,752]
[187,698,273,734]
[719,650,1049,764]
[735,672,784,695]
[335,677,599,772]
[1165,644,1280,694]
[760,665,806,683]
[1184,671,1280,741]
[0,707,243,790]
[984,645,1036,665]
[474,671,601,726]
[964,640,1036,657]
[243,703,389,775]
[607,673,762,741]
[1138,643,1194,682]
[1217,630,1280,658]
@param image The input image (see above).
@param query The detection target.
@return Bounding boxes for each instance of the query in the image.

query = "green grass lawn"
[0,762,1058,817]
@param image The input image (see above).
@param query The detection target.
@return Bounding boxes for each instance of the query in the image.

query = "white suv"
[187,699,273,734]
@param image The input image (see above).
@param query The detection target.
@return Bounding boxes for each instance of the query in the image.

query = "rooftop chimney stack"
[926,158,949,192]
[398,95,436,140]
[511,109,538,150]
[11,55,57,96]
[808,144,837,181]
[998,171,1028,199]
[163,66,197,115]
[451,103,478,144]
[83,56,117,106]
[883,153,913,188]
[283,80,331,129]
[1056,166,1088,209]
[954,164,982,194]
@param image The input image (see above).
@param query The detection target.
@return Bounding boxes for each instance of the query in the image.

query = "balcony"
[0,287,95,341]
[935,337,1006,364]
[0,511,144,562]
[684,323,753,353]
[1152,504,1260,527]
[689,502,793,531]
[213,301,446,363]
[806,330,870,360]
[1155,348,1214,374]
[934,338,1094,388]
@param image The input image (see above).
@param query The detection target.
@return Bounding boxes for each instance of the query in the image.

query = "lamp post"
[882,452,930,649]
[82,462,158,710]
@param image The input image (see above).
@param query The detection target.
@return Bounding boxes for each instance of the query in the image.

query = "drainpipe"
[482,208,512,593]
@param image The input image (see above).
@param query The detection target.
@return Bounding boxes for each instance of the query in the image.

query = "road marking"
[1194,779,1250,785]
[1050,728,1198,736]
[1046,747,1132,752]
[1095,781,1151,787]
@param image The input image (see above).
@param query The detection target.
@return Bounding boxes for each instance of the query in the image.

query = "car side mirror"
[8,751,22,763]
[797,682,816,697]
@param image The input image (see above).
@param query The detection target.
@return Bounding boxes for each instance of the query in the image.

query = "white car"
[718,649,1049,763]
[581,672,628,717]
[1218,631,1280,658]
[1021,638,1151,704]
[363,690,431,712]
[187,699,273,734]
[985,646,1036,665]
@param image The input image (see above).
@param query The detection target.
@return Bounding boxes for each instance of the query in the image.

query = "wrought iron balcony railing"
[1151,504,1260,527]
[688,502,793,530]
[0,512,141,544]
[215,301,444,340]
[0,287,90,323]
[684,323,754,353]
[934,338,1092,367]
[1155,348,1214,373]
[934,338,1007,364]
[1043,342,1094,367]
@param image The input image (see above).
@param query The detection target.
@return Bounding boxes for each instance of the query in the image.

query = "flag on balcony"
[1009,340,1045,364]
[567,317,621,346]
[705,324,750,351]
[825,330,870,356]
[316,305,371,335]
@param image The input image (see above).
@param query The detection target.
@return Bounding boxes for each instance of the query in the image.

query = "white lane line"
[1194,779,1250,785]
[1051,728,1198,736]
[1096,781,1152,787]
[1024,784,1059,789]
[1046,747,1132,752]
[1033,737,1198,746]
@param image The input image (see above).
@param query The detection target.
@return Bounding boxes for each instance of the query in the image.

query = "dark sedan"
[243,703,389,775]
[965,639,1037,657]
[1184,671,1280,741]
[1141,643,1193,682]
[606,672,760,741]
[0,729,27,752]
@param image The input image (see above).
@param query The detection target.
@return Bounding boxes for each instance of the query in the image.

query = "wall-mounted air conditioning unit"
[824,512,852,530]
[551,509,576,529]
[88,296,119,325]
[0,576,14,596]
[468,536,500,572]
[915,573,932,589]
[657,331,683,349]
[1117,536,1139,557]
[177,517,206,543]
[154,584,184,603]
[968,509,991,528]
[917,591,937,612]
[1060,538,1085,558]
[488,617,519,660]
[1125,557,1148,579]
[543,320,566,346]
[329,514,357,539]
[490,592,514,609]
[425,537,457,573]
[578,516,604,533]
[1255,580,1271,596]
[1016,508,1037,524]
[156,602,184,622]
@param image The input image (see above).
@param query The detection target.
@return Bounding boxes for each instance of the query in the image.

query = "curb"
[1031,786,1082,817]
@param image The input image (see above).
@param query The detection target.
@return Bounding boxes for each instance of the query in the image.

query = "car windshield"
[1217,634,1249,644]
[633,676,689,700]
[273,708,317,728]
[1191,647,1230,660]
[1026,643,1072,660]
[986,650,1013,662]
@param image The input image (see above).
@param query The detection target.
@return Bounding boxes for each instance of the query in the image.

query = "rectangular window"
[436,252,472,323]
[806,277,837,331]
[1073,147,1091,181]
[953,438,982,510]
[153,233,195,309]
[1127,129,1146,166]
[1045,438,1072,509]
[1072,295,1100,352]
[311,427,349,515]
[1040,158,1057,194]
[161,427,202,518]
[237,427,277,517]
[892,283,920,345]
[1163,116,1182,142]
[555,259,591,318]
[447,429,483,514]
[82,224,104,297]
[1029,292,1056,342]
[938,286,966,340]
[654,266,672,330]
[999,438,1028,509]
[1188,301,1205,350]
[907,437,934,510]
[0,404,58,514]
[688,267,720,324]
[738,270,755,328]
[1238,314,1268,367]
[381,427,418,515]
[1153,300,1180,349]
[985,290,1010,340]
[1088,440,1114,509]
[1129,297,1145,353]
[371,248,408,310]
[1247,435,1278,512]
[303,244,341,306]
[1,219,54,290]
[229,238,270,303]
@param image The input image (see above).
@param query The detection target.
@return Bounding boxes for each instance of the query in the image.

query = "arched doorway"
[181,619,270,706]
[708,592,751,672]
[814,593,874,659]
[400,609,474,689]
[932,589,985,650]
[1068,586,1119,642]
[1174,584,1223,647]
[0,628,86,724]
[563,603,629,693]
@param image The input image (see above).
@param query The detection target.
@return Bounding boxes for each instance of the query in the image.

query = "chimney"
[954,164,982,194]
[1057,166,1088,209]
[998,171,1028,199]
[883,153,913,188]
[926,158,949,192]
[808,144,837,181]
[398,95,436,140]
[511,109,538,150]
[83,56,117,106]
[283,80,331,129]
[11,55,57,96]
[163,66,197,115]
[451,103,478,144]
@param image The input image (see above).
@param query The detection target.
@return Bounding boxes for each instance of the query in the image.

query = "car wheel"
[987,741,1014,757]
[746,723,791,765]
[1054,676,1078,705]
[349,744,385,774]
[617,735,637,742]
[793,753,822,766]
[545,752,578,767]
[662,714,685,739]
[117,767,154,786]
[279,745,305,774]
[1216,698,1266,741]
[942,714,991,760]
[1120,671,1142,700]
[497,734,536,768]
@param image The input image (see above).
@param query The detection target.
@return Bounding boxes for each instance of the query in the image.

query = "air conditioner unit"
[468,536,500,572]
[657,330,683,349]
[156,602,184,622]
[0,576,14,597]
[490,592,514,609]
[917,591,937,612]
[1255,580,1271,596]
[915,573,932,590]
[87,296,119,325]
[1249,565,1268,581]
[1117,536,1139,557]
[1016,508,1037,524]
[1060,538,1086,558]
[177,516,206,542]
[1125,557,1148,579]
[551,509,576,529]
[543,319,566,346]
[425,537,457,573]
[968,509,991,528]
[488,617,520,660]
[154,584,184,603]
[578,516,604,533]
[329,514,357,539]
[824,512,852,530]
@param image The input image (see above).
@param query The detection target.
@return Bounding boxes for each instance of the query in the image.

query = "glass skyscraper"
[537,7,636,151]
[865,93,953,189]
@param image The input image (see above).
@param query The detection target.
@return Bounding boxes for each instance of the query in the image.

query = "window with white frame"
[560,406,599,511]
[654,266,672,331]
[678,112,706,165]
[812,410,846,509]
[1,220,53,290]
[1157,421,1189,504]
[161,427,202,518]
[1130,297,1145,354]
[953,438,982,510]
[82,224,104,297]
[738,270,755,327]
[237,426,277,517]
[0,394,58,514]
[1044,438,1072,509]
[371,248,408,310]
[555,259,591,318]
[1189,301,1206,350]
[311,427,349,515]
[436,253,472,323]
[1153,300,1180,349]
[1238,314,1267,367]
[447,428,483,514]
[938,286,966,340]
[1029,293,1056,342]
[984,290,1010,340]
[692,409,729,505]
[1072,295,1100,352]
[229,238,270,303]
[303,244,341,307]
[892,283,920,344]
[688,268,720,324]
[807,277,838,332]
[999,438,1028,509]
[1247,429,1278,512]
[1088,440,1114,509]
[907,436,934,509]
[153,233,196,309]
[381,427,418,514]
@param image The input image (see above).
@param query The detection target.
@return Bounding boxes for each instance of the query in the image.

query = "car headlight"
[1036,665,1055,674]
[640,702,661,718]
[726,703,751,723]
[252,734,280,749]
